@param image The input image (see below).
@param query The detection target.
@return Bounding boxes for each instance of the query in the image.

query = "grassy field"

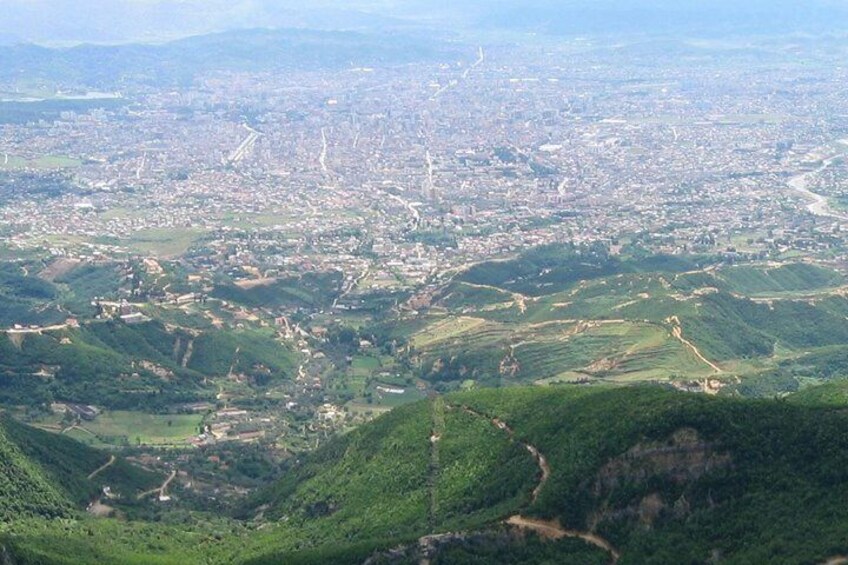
[0,154,81,170]
[79,411,203,447]
[126,228,207,257]
[368,382,426,407]
[350,355,381,376]
[62,426,112,448]
[344,402,395,417]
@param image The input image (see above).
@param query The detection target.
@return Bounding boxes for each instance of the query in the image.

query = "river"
[786,155,848,220]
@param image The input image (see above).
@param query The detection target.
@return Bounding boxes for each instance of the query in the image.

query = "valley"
[6,245,848,520]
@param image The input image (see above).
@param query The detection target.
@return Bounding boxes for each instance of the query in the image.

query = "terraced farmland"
[393,249,848,395]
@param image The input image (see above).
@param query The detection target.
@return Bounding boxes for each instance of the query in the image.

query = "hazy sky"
[3,0,848,45]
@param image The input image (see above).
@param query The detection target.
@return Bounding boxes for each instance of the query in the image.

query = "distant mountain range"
[4,0,848,45]
[477,0,848,37]
[0,27,455,89]
[0,0,408,45]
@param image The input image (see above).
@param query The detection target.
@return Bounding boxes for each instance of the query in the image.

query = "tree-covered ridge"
[1,415,161,507]
[0,260,128,327]
[0,319,296,410]
[451,387,848,564]
[0,414,161,524]
[0,417,72,521]
[5,387,848,562]
[238,386,848,563]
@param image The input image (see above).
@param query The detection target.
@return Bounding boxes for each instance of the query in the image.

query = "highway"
[431,46,484,100]
[319,128,329,173]
[226,124,262,165]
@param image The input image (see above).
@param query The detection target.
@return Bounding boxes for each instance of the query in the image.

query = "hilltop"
[238,386,848,564]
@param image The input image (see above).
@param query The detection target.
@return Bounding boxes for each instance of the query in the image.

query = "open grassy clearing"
[0,154,81,170]
[410,315,491,348]
[62,427,113,449]
[125,228,207,257]
[367,382,426,407]
[350,355,381,377]
[80,411,203,447]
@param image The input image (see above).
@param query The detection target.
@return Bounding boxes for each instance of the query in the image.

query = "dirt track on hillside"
[454,404,619,564]
[137,470,176,501]
[667,316,722,373]
[87,455,116,480]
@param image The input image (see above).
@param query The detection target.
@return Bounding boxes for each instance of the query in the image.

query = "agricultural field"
[350,355,381,377]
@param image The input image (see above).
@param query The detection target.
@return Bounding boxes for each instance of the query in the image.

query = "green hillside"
[716,262,843,295]
[237,386,848,563]
[0,260,126,327]
[5,387,848,563]
[382,248,848,396]
[0,320,297,410]
[788,378,848,406]
[211,271,344,310]
[0,414,161,522]
[0,262,66,328]
[2,415,162,506]
[0,416,71,521]
[452,387,848,563]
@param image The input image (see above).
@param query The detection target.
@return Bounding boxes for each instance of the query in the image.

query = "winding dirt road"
[505,516,621,560]
[137,470,177,501]
[667,316,722,373]
[455,405,620,564]
[87,455,116,480]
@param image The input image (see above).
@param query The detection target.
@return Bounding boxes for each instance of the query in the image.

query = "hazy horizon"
[5,0,848,45]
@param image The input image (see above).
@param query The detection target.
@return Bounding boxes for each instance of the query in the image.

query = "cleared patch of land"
[125,228,206,257]
[78,411,203,447]
[0,154,82,170]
